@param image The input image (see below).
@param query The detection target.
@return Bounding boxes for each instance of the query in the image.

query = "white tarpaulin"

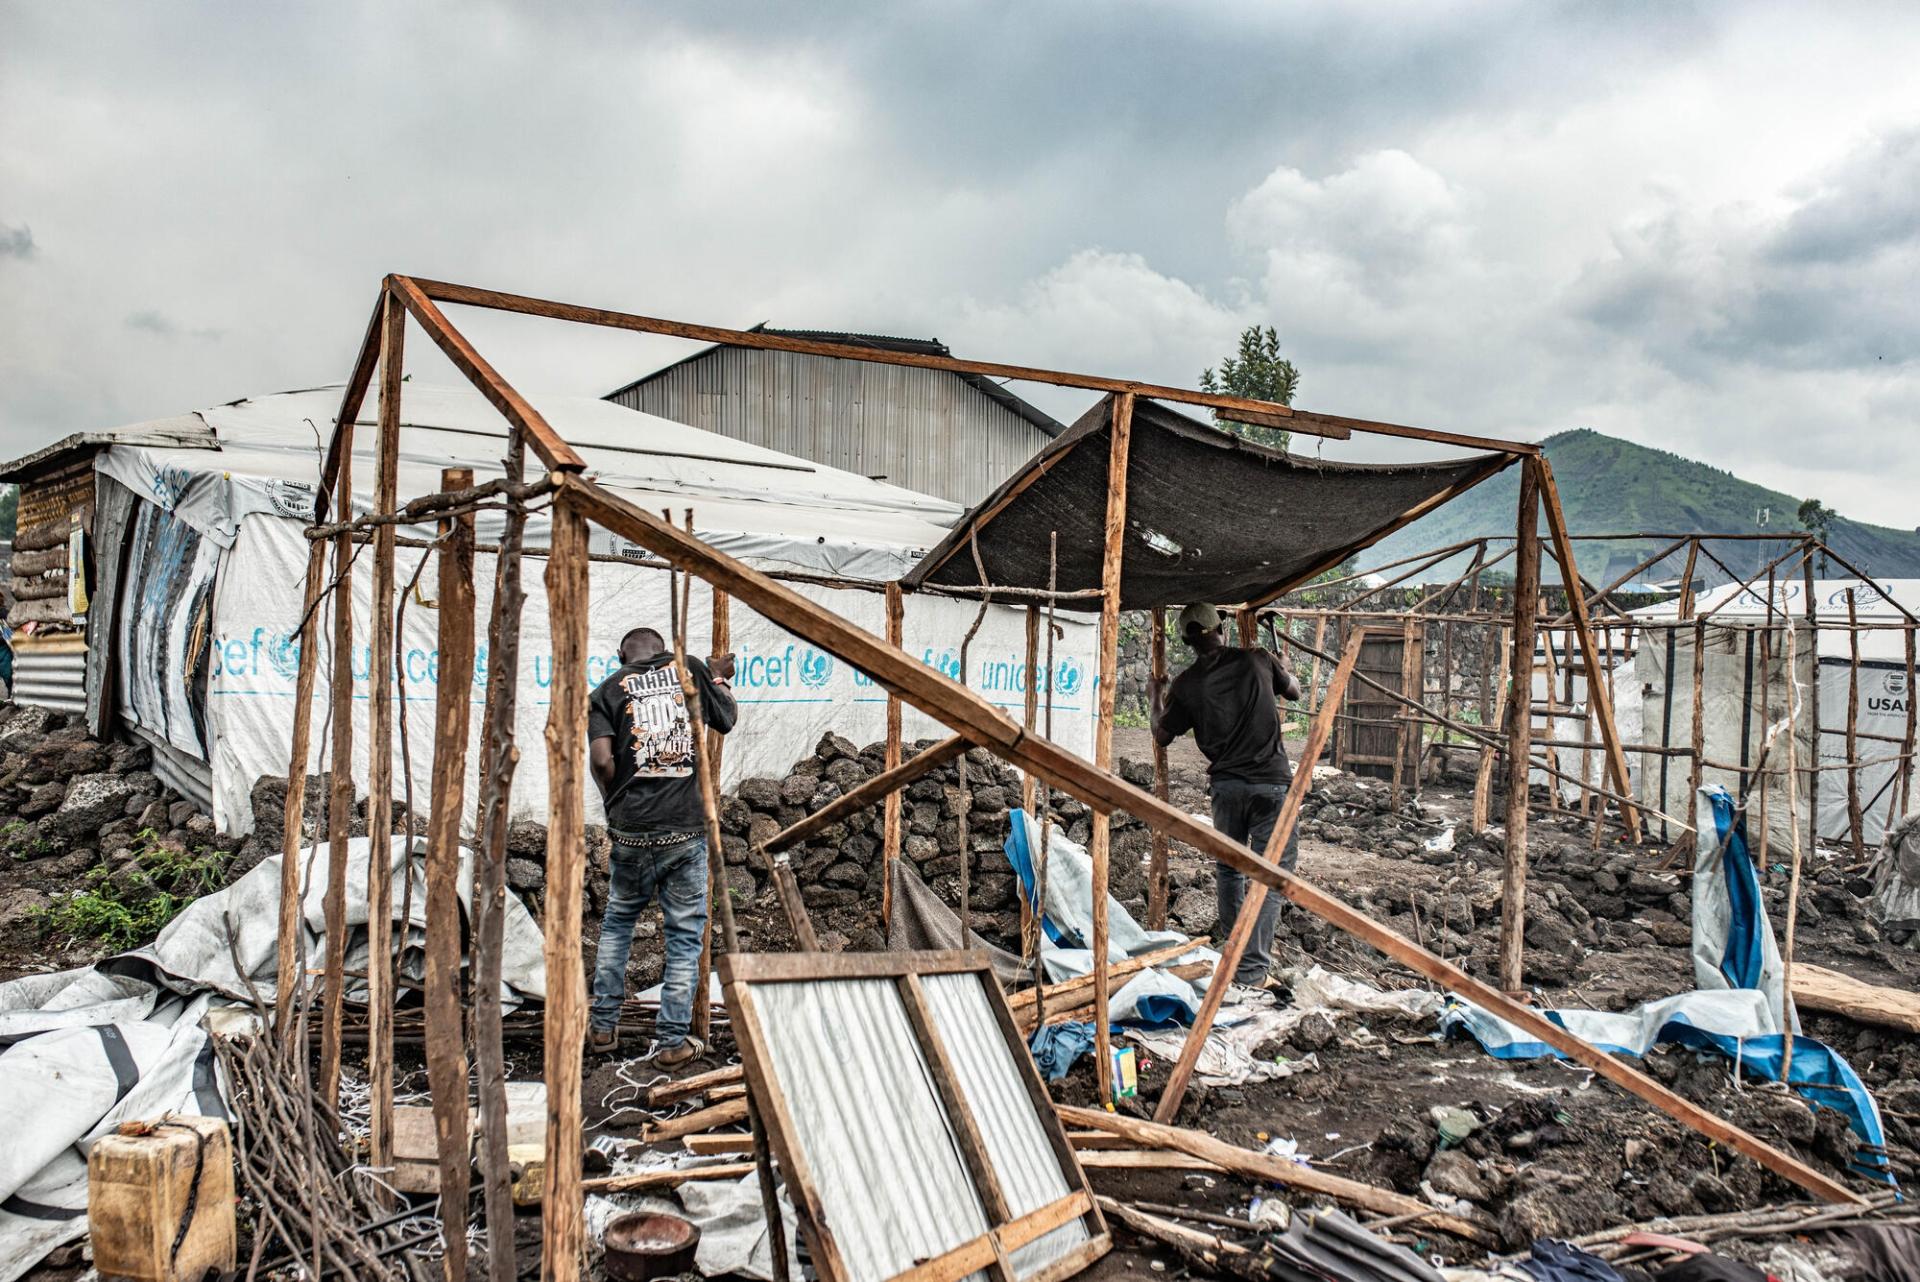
[0,837,547,1279]
[1634,580,1916,844]
[87,384,1096,833]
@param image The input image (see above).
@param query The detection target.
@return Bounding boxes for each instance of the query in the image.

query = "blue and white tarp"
[1442,785,1892,1185]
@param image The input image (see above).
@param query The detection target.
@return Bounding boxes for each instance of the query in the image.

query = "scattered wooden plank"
[641,1098,750,1145]
[647,1064,745,1107]
[1059,1107,1492,1245]
[1007,938,1209,1015]
[581,1162,754,1195]
[1791,963,1920,1035]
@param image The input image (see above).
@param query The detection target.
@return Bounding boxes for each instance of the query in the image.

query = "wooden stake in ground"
[424,468,477,1281]
[1147,608,1172,930]
[691,584,731,1044]
[1689,617,1708,814]
[1846,590,1865,860]
[882,582,905,932]
[1470,626,1509,835]
[1499,460,1541,994]
[1153,628,1365,1123]
[1090,393,1134,1103]
[275,537,328,1042]
[471,440,528,1282]
[541,499,591,1282]
[363,288,404,1191]
[1781,615,1806,1081]
[320,421,357,1111]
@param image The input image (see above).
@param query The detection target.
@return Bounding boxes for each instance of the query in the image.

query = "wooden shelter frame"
[279,276,1864,1282]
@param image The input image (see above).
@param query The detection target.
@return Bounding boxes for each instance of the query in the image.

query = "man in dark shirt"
[587,626,737,1063]
[1151,602,1302,988]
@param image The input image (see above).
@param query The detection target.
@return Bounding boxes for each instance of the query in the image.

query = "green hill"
[1372,429,1920,587]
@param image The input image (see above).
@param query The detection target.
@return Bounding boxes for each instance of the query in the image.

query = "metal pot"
[603,1211,701,1281]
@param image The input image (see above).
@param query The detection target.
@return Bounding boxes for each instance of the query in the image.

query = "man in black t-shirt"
[586,626,737,1063]
[1151,603,1302,988]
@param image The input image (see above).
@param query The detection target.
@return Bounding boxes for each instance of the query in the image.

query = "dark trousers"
[1210,776,1298,985]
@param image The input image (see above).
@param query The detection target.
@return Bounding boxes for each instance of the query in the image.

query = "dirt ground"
[11,726,1919,1278]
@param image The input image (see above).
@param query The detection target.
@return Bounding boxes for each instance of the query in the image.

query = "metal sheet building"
[605,327,1066,506]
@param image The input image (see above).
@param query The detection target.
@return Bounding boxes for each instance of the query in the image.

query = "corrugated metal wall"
[609,348,1052,505]
[12,633,87,714]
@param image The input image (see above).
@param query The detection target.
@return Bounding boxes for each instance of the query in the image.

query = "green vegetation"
[0,484,15,541]
[1201,325,1299,451]
[1372,428,1920,584]
[1,820,53,860]
[32,831,230,951]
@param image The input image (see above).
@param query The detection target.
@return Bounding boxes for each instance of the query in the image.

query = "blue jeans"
[591,833,710,1044]
[1210,776,1298,985]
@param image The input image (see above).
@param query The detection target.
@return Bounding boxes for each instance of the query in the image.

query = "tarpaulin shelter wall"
[283,275,1854,1282]
[1634,577,1920,846]
[43,383,1096,834]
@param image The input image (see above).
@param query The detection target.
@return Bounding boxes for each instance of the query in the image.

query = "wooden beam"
[274,537,328,1041]
[540,498,591,1282]
[425,468,477,1282]
[317,288,388,503]
[1792,962,1920,1035]
[386,276,586,474]
[1470,628,1509,835]
[1499,462,1542,994]
[1008,937,1212,1029]
[405,277,1553,455]
[1535,456,1640,837]
[765,735,967,853]
[1846,590,1865,860]
[554,472,1866,1207]
[1153,628,1365,1123]
[1091,393,1134,1102]
[320,387,356,1112]
[640,1098,750,1144]
[1021,602,1040,815]
[1146,609,1171,931]
[883,582,906,931]
[1061,1108,1490,1244]
[364,291,404,1189]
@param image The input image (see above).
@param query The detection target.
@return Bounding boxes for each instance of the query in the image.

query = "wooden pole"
[1903,624,1917,816]
[556,471,1863,1206]
[1534,458,1640,837]
[1022,603,1040,814]
[671,515,739,965]
[1306,614,1327,717]
[882,582,905,932]
[1147,609,1172,930]
[425,468,476,1281]
[471,442,527,1280]
[1153,627,1366,1123]
[1470,627,1510,835]
[1689,617,1708,812]
[319,414,356,1110]
[1846,590,1865,860]
[1677,538,1701,620]
[1804,548,1820,857]
[1499,461,1541,994]
[541,499,590,1282]
[1091,393,1133,1103]
[1781,616,1805,1081]
[364,292,403,1186]
[275,538,327,1040]
[1392,615,1417,807]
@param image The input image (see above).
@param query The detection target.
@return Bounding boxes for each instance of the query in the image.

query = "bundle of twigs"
[1549,1191,1916,1263]
[212,1029,436,1280]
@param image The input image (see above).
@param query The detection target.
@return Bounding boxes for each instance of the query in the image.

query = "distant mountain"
[1371,429,1920,587]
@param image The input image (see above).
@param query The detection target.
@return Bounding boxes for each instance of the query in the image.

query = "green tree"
[1200,325,1300,450]
[1798,497,1834,572]
[0,485,14,541]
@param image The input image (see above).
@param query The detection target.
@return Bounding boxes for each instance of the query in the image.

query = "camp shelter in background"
[0,384,1096,833]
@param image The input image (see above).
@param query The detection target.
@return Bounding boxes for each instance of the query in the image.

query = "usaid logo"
[799,648,834,689]
[1054,657,1084,697]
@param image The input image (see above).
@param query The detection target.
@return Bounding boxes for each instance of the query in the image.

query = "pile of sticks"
[213,1029,434,1280]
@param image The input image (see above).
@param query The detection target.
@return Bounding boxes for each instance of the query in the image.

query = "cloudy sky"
[2,1,1916,523]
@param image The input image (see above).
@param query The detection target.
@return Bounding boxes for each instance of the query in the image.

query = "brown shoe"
[588,1026,620,1055]
[654,1037,705,1069]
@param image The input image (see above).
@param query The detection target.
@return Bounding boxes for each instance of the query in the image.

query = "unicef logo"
[798,648,834,689]
[1054,657,1084,697]
[929,648,963,680]
[267,631,302,681]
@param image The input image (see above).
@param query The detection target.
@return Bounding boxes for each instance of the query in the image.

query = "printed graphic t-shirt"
[587,654,737,834]
[1160,646,1293,786]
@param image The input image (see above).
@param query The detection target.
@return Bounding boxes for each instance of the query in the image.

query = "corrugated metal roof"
[11,633,87,714]
[0,417,216,484]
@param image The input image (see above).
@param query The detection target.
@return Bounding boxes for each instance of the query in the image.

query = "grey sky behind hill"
[1,1,1916,523]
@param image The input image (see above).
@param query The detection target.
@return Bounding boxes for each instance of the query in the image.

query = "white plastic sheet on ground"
[0,838,547,1279]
